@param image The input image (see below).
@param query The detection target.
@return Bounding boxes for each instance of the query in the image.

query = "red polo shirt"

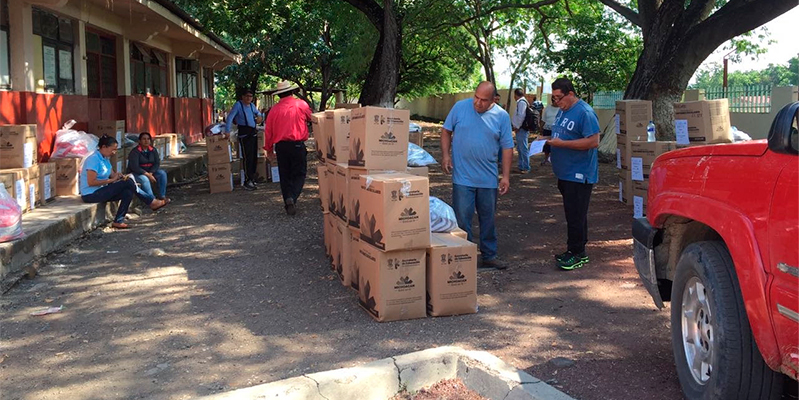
[264,96,312,153]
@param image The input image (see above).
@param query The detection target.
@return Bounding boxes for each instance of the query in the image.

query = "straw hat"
[273,81,299,95]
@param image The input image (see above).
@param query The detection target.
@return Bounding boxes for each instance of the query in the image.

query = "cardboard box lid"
[0,124,37,138]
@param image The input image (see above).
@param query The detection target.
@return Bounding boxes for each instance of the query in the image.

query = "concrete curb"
[195,346,575,400]
[0,144,209,282]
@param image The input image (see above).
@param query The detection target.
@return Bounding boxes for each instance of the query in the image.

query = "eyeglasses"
[552,94,565,103]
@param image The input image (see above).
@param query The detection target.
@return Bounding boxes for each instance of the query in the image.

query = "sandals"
[150,199,167,211]
[111,222,130,229]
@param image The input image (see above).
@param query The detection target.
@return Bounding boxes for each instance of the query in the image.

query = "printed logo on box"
[379,131,397,144]
[394,276,415,290]
[447,271,467,284]
[386,258,400,270]
[398,207,418,222]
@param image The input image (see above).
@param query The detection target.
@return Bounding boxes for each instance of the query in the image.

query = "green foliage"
[690,57,799,88]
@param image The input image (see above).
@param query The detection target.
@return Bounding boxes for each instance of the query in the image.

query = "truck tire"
[670,241,784,400]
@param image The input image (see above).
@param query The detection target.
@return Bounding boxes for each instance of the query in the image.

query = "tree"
[598,0,797,138]
[691,56,800,89]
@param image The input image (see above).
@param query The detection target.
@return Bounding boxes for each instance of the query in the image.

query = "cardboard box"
[405,166,428,178]
[615,100,652,141]
[310,112,327,164]
[317,165,331,213]
[160,133,180,157]
[0,124,37,169]
[619,174,632,205]
[349,107,410,170]
[154,136,169,161]
[334,221,355,287]
[325,162,337,216]
[349,229,362,292]
[0,168,28,211]
[257,129,265,153]
[54,157,82,196]
[409,130,423,148]
[208,162,233,193]
[673,99,731,145]
[90,120,125,145]
[38,162,57,203]
[325,213,337,269]
[347,168,394,230]
[207,135,232,165]
[325,109,350,164]
[111,147,129,174]
[358,173,430,251]
[449,227,468,240]
[616,137,629,170]
[632,180,648,218]
[426,233,478,316]
[256,156,269,183]
[333,163,349,222]
[356,240,427,322]
[26,165,40,211]
[629,141,676,181]
[323,212,332,258]
[335,103,361,109]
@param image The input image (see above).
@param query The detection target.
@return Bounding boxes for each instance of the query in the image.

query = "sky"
[495,5,800,92]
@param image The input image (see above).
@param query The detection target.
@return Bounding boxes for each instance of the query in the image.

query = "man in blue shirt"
[546,78,600,270]
[226,89,263,190]
[441,81,514,270]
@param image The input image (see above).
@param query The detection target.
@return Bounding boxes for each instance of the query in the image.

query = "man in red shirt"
[264,81,313,215]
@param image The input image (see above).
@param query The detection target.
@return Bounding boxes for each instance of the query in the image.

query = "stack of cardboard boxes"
[0,125,58,214]
[315,106,477,322]
[206,135,234,193]
[617,98,732,217]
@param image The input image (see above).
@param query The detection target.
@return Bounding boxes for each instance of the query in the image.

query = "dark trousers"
[238,125,258,183]
[275,140,307,203]
[557,179,593,254]
[81,179,140,223]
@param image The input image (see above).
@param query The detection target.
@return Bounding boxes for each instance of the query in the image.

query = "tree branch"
[594,0,641,26]
[340,0,384,30]
[432,0,562,30]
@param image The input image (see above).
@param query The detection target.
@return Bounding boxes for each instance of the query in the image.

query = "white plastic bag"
[408,143,437,167]
[430,196,458,233]
[51,120,99,159]
[0,185,23,243]
[731,126,753,142]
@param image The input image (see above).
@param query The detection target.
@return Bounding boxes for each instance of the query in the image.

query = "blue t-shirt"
[550,99,600,184]
[80,151,113,195]
[443,99,514,189]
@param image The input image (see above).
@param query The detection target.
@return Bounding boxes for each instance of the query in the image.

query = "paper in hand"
[527,140,547,157]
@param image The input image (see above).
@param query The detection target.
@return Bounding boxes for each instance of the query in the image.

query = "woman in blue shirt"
[80,136,166,229]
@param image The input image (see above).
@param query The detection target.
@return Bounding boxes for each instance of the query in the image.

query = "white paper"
[43,46,56,88]
[633,196,644,218]
[616,148,621,169]
[116,131,123,146]
[631,157,644,181]
[614,114,620,134]
[58,50,72,80]
[14,179,25,208]
[23,142,34,167]
[29,183,35,210]
[527,139,547,157]
[44,175,52,200]
[618,181,623,202]
[117,161,122,173]
[675,119,689,145]
[271,166,280,182]
[240,169,245,186]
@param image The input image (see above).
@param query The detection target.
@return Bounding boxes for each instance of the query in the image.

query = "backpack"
[520,99,540,133]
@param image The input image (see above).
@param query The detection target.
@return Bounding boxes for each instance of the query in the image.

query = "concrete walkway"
[0,143,209,284]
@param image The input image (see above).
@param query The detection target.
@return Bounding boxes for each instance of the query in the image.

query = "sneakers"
[243,181,257,191]
[556,251,589,270]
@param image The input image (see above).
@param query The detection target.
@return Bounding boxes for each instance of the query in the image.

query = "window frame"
[32,7,74,94]
[1,0,10,90]
[85,29,117,99]
[130,42,167,96]
[175,57,198,98]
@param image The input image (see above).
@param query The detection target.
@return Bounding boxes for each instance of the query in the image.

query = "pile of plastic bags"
[0,186,23,243]
[51,120,98,159]
[430,196,458,233]
[408,143,437,167]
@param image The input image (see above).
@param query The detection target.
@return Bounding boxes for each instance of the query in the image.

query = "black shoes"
[243,181,257,191]
[479,258,507,271]
[285,199,297,215]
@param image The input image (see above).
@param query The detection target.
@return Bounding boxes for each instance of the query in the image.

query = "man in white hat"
[264,81,312,215]
[226,89,263,190]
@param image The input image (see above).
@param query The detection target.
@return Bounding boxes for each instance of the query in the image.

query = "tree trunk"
[358,0,401,107]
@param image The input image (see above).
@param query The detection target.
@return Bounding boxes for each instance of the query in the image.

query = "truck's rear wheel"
[671,241,784,400]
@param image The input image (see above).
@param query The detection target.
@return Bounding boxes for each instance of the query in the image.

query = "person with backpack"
[511,89,535,174]
[226,89,264,190]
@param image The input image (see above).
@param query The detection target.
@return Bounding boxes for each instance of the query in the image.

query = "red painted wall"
[2,91,210,160]
[124,95,174,136]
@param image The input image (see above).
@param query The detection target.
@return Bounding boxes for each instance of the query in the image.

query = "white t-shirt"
[542,105,560,130]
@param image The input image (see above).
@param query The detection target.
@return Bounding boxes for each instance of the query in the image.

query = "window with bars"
[32,7,74,94]
[1,0,10,89]
[86,30,116,98]
[203,68,214,98]
[176,58,198,98]
[130,42,167,96]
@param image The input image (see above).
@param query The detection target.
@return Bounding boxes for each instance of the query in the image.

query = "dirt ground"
[1,121,685,400]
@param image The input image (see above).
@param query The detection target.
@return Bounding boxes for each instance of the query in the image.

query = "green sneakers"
[556,251,589,270]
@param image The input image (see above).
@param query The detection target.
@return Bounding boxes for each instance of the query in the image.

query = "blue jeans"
[81,179,153,223]
[516,129,530,171]
[134,170,167,199]
[452,183,498,261]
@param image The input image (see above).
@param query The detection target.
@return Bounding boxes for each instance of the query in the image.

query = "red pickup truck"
[633,102,798,399]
